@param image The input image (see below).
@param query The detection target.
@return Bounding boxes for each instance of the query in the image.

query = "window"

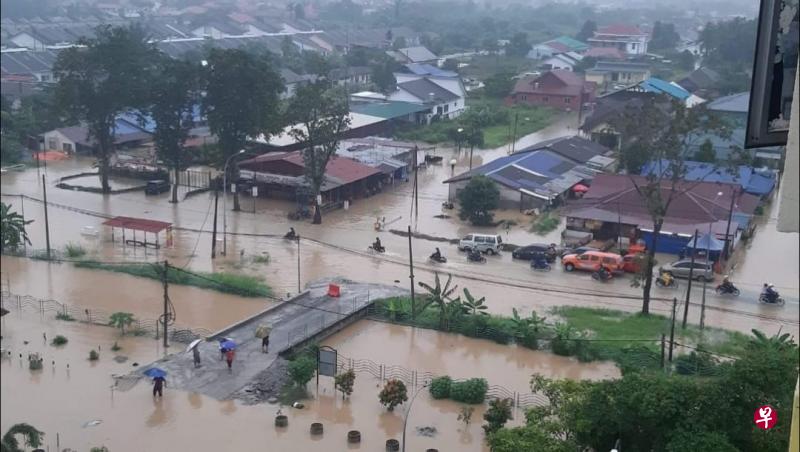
[463,235,473,241]
[436,106,443,114]
[487,237,496,244]
[674,262,690,268]
[444,104,449,113]
[496,236,502,244]
[590,255,599,261]
[475,236,486,243]
[48,138,58,150]
[601,257,614,264]
[62,143,73,153]
[564,97,571,104]
[579,255,590,261]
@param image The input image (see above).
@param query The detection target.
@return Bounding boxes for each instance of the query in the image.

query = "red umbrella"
[572,184,590,193]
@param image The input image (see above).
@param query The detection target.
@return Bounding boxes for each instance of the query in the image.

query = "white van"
[458,233,503,254]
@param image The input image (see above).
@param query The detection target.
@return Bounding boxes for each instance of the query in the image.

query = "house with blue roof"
[641,160,776,198]
[625,77,706,107]
[443,136,612,210]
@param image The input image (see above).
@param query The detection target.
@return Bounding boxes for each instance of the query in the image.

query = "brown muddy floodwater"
[2,309,614,451]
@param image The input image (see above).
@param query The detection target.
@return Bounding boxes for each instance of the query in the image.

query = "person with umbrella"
[144,368,167,398]
[186,339,203,368]
[220,339,237,371]
[255,325,271,354]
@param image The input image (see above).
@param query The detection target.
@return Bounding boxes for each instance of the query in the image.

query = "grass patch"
[73,260,271,297]
[51,335,68,346]
[252,253,271,264]
[111,342,121,352]
[64,242,87,258]
[56,312,75,321]
[530,213,560,234]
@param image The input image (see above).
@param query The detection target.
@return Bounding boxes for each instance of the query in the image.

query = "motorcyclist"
[659,270,673,286]
[372,237,383,252]
[532,252,548,268]
[762,283,779,302]
[596,265,611,280]
[285,227,296,239]
[431,247,442,261]
[468,247,483,261]
[721,275,734,290]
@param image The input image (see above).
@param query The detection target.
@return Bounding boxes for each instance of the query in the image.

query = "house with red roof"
[509,70,596,110]
[588,24,650,55]
[238,151,384,204]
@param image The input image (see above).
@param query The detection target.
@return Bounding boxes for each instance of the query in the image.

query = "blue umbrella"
[220,340,237,350]
[144,367,167,378]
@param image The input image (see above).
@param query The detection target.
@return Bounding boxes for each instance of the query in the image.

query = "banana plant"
[418,273,458,330]
[461,288,488,316]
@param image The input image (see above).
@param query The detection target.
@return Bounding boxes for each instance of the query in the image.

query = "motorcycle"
[530,259,552,272]
[655,274,677,288]
[368,243,386,253]
[715,283,740,296]
[591,269,613,282]
[466,249,486,263]
[284,230,297,240]
[429,253,447,263]
[758,293,785,306]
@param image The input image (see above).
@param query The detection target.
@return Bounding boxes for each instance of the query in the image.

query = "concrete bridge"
[132,279,408,401]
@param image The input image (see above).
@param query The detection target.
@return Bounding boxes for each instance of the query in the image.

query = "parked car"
[512,243,558,262]
[458,233,503,254]
[145,180,170,195]
[560,246,598,258]
[659,259,714,282]
[562,251,623,273]
[621,253,644,273]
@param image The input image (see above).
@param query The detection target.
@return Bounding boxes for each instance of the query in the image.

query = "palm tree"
[109,312,135,336]
[418,273,458,330]
[461,288,488,316]
[1,423,44,452]
[749,329,796,351]
[0,202,32,253]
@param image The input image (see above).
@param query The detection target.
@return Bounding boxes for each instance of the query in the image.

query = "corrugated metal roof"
[637,77,690,100]
[706,92,749,113]
[350,101,429,119]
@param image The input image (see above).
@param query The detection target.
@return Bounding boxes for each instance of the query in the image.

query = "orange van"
[562,250,623,273]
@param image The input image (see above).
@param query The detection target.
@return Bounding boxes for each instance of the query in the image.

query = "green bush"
[252,253,270,264]
[674,352,720,375]
[51,335,68,346]
[429,376,452,399]
[55,312,75,321]
[89,350,99,361]
[111,342,121,352]
[530,213,560,234]
[287,355,316,387]
[64,242,87,258]
[449,378,488,404]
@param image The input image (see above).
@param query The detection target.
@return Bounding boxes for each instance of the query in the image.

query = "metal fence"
[172,169,212,189]
[0,292,213,344]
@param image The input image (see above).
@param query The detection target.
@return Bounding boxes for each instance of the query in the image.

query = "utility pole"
[722,186,737,260]
[211,189,219,259]
[20,195,27,253]
[42,175,51,259]
[408,225,416,319]
[668,297,677,362]
[660,334,666,369]
[682,229,699,328]
[616,201,622,251]
[296,237,301,294]
[409,148,419,225]
[162,260,170,349]
[700,222,712,330]
[510,112,519,154]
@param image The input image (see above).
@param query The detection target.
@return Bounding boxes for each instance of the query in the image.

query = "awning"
[102,216,172,233]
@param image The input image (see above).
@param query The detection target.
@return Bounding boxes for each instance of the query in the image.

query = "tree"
[441,58,459,72]
[108,312,135,335]
[1,423,44,452]
[483,72,514,98]
[649,21,680,51]
[202,48,283,211]
[54,24,159,193]
[288,355,316,387]
[149,57,201,203]
[610,99,728,314]
[483,398,513,434]
[506,32,530,58]
[461,288,488,315]
[286,81,351,224]
[392,36,407,51]
[693,139,716,163]
[371,57,398,94]
[0,202,32,253]
[575,20,597,42]
[418,273,458,329]
[572,56,597,74]
[457,175,500,226]
[334,369,356,399]
[378,379,408,411]
[482,37,500,54]
[675,50,695,72]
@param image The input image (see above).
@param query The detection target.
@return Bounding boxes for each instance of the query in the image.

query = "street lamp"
[222,149,246,256]
[401,382,430,452]
[456,128,464,154]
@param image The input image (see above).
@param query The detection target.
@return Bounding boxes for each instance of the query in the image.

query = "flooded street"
[1,306,621,451]
[1,122,797,337]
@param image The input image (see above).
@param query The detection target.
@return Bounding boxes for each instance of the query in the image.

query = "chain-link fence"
[0,291,213,344]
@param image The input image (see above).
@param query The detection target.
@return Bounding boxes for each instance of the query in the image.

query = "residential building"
[1,48,59,82]
[528,36,589,59]
[509,70,596,111]
[329,66,372,87]
[583,47,626,60]
[41,117,152,154]
[386,46,438,64]
[337,137,424,181]
[676,67,721,98]
[620,77,705,107]
[564,174,759,254]
[279,68,312,99]
[585,60,651,93]
[350,101,431,125]
[641,160,776,198]
[251,112,391,153]
[706,92,750,125]
[587,24,649,55]
[443,136,613,210]
[541,52,583,71]
[402,63,458,78]
[580,90,672,150]
[238,151,384,204]
[389,74,465,122]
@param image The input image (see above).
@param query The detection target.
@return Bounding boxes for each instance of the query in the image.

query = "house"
[587,24,649,55]
[337,137,424,181]
[641,160,776,198]
[251,112,390,153]
[386,46,438,64]
[238,151,384,204]
[580,90,672,150]
[583,47,626,60]
[190,20,247,38]
[676,67,721,98]
[621,77,705,107]
[585,60,651,93]
[329,66,372,87]
[528,36,589,59]
[706,92,750,125]
[388,74,465,122]
[41,118,152,154]
[402,63,458,78]
[443,136,613,210]
[1,48,60,82]
[279,68,312,99]
[563,174,760,254]
[509,70,596,111]
[541,52,583,71]
[350,101,431,125]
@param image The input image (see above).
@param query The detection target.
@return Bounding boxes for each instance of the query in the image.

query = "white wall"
[10,33,45,50]
[388,89,423,103]
[42,130,76,153]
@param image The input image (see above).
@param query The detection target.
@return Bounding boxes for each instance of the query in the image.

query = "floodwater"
[1,120,797,337]
[1,307,618,451]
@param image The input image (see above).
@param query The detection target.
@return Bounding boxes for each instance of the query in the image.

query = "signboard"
[317,346,337,378]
